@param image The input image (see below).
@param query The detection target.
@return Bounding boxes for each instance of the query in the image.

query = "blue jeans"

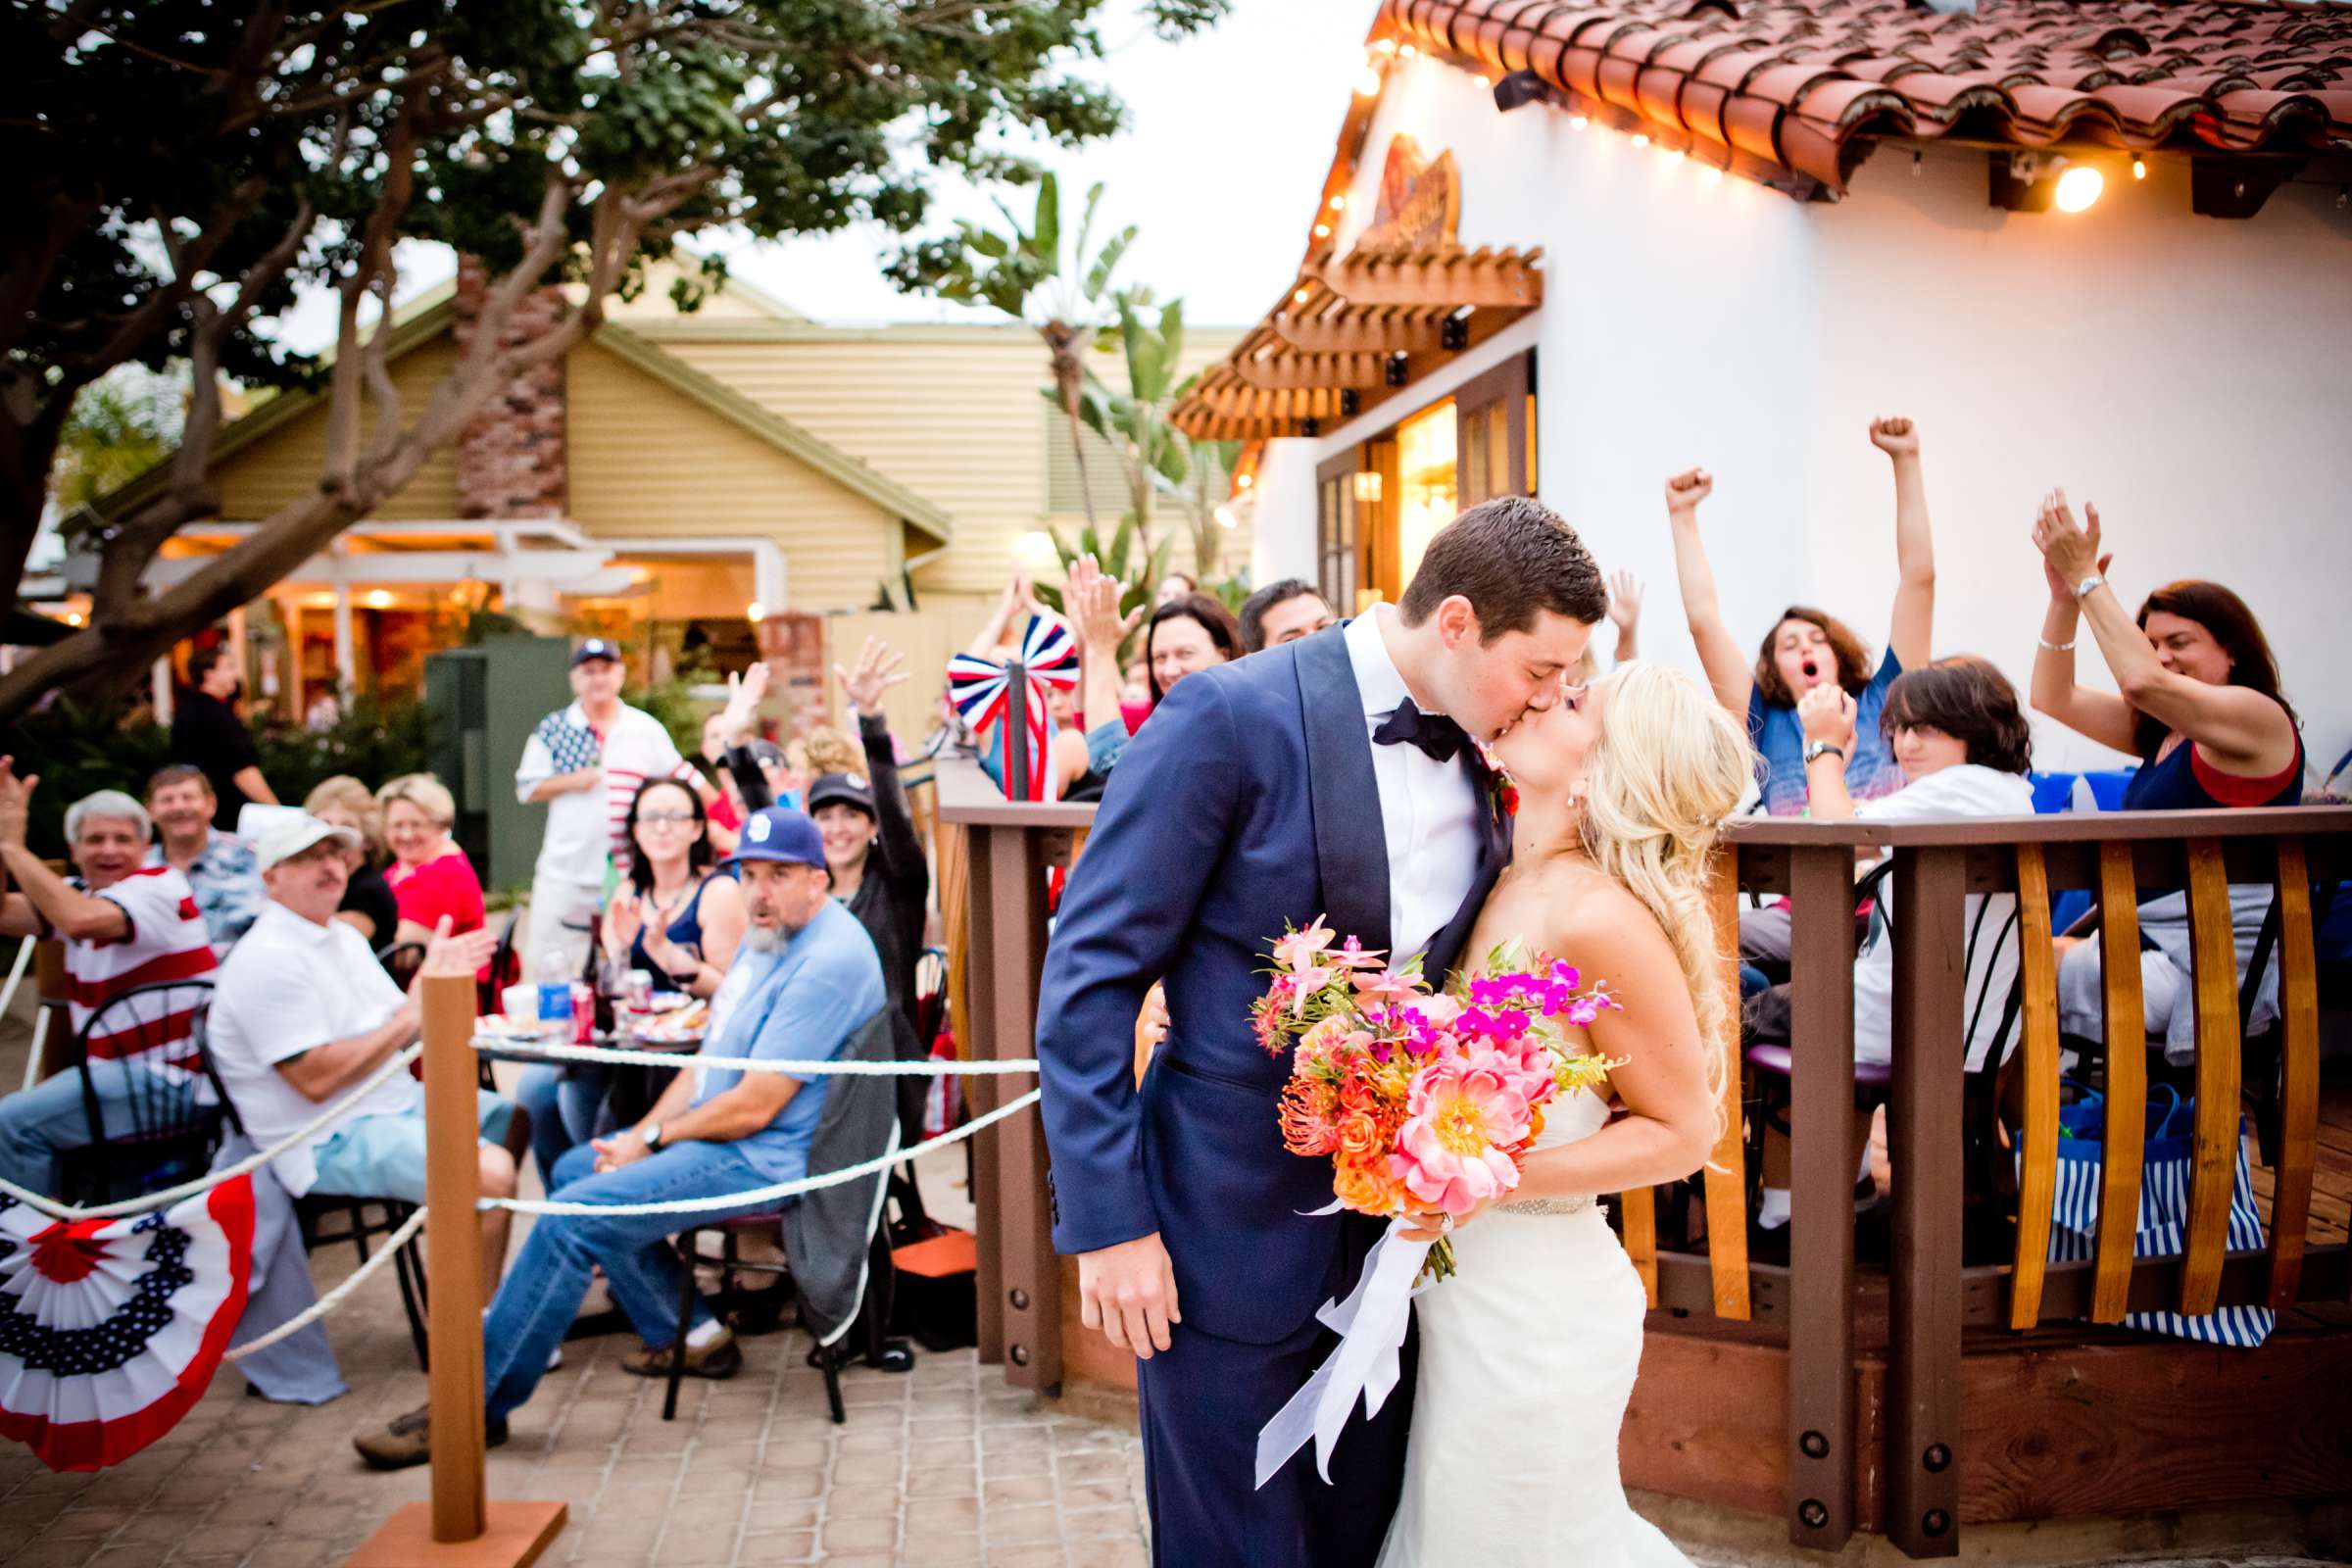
[514,1064,605,1182]
[481,1138,781,1424]
[0,1060,194,1197]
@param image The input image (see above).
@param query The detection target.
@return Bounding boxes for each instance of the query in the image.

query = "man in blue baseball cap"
[357,803,886,1468]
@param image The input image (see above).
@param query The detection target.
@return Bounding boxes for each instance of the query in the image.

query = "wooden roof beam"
[1230,349,1391,392]
[1271,309,1447,356]
[1315,246,1545,309]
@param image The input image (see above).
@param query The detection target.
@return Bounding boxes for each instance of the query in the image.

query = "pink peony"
[1390,1052,1534,1216]
[1414,994,1464,1028]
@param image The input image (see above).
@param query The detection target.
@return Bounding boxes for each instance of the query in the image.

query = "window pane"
[1396,399,1457,586]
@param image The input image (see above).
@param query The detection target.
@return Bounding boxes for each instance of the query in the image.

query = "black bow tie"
[1373,699,1469,764]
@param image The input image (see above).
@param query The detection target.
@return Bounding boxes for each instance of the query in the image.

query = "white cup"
[501,982,541,1024]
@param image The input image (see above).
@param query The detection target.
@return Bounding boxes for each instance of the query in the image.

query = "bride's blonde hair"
[1575,662,1757,1136]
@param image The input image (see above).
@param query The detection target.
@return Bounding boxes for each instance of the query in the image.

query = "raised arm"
[836,637,927,903]
[2033,491,2297,772]
[1605,568,1642,666]
[1870,417,1935,670]
[963,574,1030,660]
[0,763,128,943]
[1663,469,1754,715]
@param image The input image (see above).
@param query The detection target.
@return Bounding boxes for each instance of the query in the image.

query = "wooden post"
[1784,843,1857,1551]
[1885,846,1967,1558]
[349,971,564,1568]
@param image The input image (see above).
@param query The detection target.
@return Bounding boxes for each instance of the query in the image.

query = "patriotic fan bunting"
[0,1180,256,1472]
[948,612,1079,802]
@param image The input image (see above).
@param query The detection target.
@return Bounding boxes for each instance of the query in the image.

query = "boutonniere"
[1470,744,1519,825]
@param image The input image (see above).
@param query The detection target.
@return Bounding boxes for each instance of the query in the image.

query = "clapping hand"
[1796,683,1857,751]
[2032,487,2112,600]
[1067,554,1144,655]
[1664,467,1713,515]
[834,636,909,719]
[1868,416,1921,459]
[421,914,496,978]
[0,757,35,852]
[1605,569,1642,634]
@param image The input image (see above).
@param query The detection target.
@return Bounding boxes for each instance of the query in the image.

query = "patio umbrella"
[0,1179,256,1471]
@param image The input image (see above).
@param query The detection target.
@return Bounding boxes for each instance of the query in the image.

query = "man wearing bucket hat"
[355,804,886,1468]
[208,813,522,1297]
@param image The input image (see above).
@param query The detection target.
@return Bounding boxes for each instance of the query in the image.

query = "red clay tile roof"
[1383,0,2352,193]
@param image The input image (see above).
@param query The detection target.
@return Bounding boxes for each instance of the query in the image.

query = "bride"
[1379,660,1754,1568]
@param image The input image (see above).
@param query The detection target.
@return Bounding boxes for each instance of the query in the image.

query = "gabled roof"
[1378,0,2351,195]
[87,288,956,554]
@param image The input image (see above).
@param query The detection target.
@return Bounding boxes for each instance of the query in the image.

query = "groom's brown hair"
[1396,495,1607,641]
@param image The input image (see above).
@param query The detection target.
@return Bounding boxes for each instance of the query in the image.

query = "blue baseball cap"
[729,806,826,870]
[570,637,622,668]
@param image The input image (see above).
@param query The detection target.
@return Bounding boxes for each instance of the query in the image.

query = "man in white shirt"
[208,814,521,1298]
[515,639,692,972]
[1346,605,1485,968]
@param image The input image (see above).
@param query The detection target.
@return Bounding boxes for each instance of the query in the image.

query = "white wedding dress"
[1377,1087,1692,1568]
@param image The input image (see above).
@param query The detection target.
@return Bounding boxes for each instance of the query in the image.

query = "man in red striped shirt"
[0,765,219,1198]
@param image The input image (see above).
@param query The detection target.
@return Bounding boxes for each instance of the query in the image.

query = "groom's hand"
[1077,1232,1181,1359]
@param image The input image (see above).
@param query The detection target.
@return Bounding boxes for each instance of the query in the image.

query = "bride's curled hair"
[1576,662,1758,1135]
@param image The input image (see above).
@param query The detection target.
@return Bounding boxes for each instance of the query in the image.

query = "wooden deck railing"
[941,760,2352,1558]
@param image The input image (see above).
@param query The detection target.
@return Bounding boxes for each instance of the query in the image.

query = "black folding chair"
[374,940,426,989]
[294,1193,431,1370]
[54,980,231,1208]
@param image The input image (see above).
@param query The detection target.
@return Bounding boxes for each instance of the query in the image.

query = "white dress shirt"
[1343,609,1484,969]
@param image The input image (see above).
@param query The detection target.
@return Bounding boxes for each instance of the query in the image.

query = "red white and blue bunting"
[947,612,1080,802]
[0,1180,254,1471]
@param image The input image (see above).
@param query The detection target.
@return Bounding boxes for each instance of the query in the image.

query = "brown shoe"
[622,1328,741,1380]
[353,1403,510,1470]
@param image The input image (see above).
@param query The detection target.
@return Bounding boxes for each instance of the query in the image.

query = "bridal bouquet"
[1253,918,1621,1279]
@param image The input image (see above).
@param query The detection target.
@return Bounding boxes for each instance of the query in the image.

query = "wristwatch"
[641,1121,663,1151]
[2072,572,2106,600]
[1803,740,1846,766]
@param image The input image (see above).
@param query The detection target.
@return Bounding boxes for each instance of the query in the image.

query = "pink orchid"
[1272,918,1337,975]
[1290,961,1336,1013]
[1351,968,1419,1009]
[1391,1053,1534,1216]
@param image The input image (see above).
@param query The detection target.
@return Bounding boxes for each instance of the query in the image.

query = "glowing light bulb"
[2054,166,2104,213]
[66,612,84,627]
[2132,155,2146,180]
[1356,65,1383,96]
[1398,43,1417,58]
[1703,166,1724,184]
[746,601,766,621]
[1236,473,1254,490]
[1329,194,1348,212]
[1313,223,1332,238]
[1630,132,1648,147]
[1569,115,1589,130]
[1213,505,1239,530]
[1373,37,1397,55]
[1293,286,1312,305]
[365,590,392,610]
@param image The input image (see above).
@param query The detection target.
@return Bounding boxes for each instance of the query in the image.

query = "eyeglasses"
[637,811,698,826]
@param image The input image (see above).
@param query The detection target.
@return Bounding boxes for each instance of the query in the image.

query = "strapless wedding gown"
[1377,1089,1691,1568]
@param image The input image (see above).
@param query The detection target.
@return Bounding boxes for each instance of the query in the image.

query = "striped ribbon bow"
[948,612,1079,802]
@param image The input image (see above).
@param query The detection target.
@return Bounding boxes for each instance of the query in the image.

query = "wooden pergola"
[1171,241,1544,441]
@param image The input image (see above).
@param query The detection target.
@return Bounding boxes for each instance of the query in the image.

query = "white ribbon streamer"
[1254,1215,1432,1490]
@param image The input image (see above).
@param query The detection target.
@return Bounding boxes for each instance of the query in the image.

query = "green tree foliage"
[0,0,1229,726]
[52,369,184,513]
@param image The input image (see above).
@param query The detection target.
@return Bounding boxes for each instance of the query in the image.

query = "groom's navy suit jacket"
[1037,625,1510,1346]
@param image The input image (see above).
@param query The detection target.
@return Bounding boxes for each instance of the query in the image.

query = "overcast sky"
[277,0,1375,349]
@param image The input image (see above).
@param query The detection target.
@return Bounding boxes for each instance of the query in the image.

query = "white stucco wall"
[1260,55,2352,778]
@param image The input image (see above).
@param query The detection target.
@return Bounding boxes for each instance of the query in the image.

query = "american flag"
[536,710,602,773]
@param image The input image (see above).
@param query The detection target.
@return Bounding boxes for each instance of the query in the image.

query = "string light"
[1356,65,1383,97]
[2132,155,2146,179]
[1398,43,1417,58]
[1329,194,1348,212]
[746,601,766,621]
[1312,222,1332,238]
[2054,165,2104,213]
[1569,114,1589,130]
[1235,473,1254,490]
[1292,286,1312,305]
[365,590,392,610]
[1630,132,1648,147]
[1372,37,1397,55]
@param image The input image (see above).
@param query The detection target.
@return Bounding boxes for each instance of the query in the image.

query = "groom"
[1037,496,1609,1565]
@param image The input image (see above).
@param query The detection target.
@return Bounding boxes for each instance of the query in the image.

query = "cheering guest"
[1662,417,1936,814]
[377,773,484,946]
[1145,593,1244,706]
[143,764,264,956]
[816,637,929,1049]
[207,815,517,1298]
[1238,579,1335,653]
[2027,491,2303,1059]
[303,775,401,948]
[0,770,217,1197]
[172,643,278,829]
[353,806,887,1469]
[1063,556,1148,784]
[1605,569,1643,667]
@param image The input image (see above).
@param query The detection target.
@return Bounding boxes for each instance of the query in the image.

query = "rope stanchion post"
[350,970,564,1568]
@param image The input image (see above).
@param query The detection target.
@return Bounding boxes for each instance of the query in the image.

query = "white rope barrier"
[484,1088,1043,1217]
[224,1204,428,1361]
[0,1043,425,1223]
[473,1037,1038,1075]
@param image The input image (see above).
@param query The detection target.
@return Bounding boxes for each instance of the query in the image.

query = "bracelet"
[2037,637,2077,652]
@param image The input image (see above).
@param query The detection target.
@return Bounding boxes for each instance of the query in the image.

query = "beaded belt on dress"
[1496,1195,1596,1217]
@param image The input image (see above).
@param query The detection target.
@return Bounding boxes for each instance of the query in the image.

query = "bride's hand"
[1398,1196,1497,1244]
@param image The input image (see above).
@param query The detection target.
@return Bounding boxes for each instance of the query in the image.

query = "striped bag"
[2041,1083,2273,1348]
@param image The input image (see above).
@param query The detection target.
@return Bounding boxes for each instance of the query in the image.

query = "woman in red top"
[375,772,485,945]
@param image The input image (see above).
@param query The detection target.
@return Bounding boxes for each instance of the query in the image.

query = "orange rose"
[1337,1111,1381,1158]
